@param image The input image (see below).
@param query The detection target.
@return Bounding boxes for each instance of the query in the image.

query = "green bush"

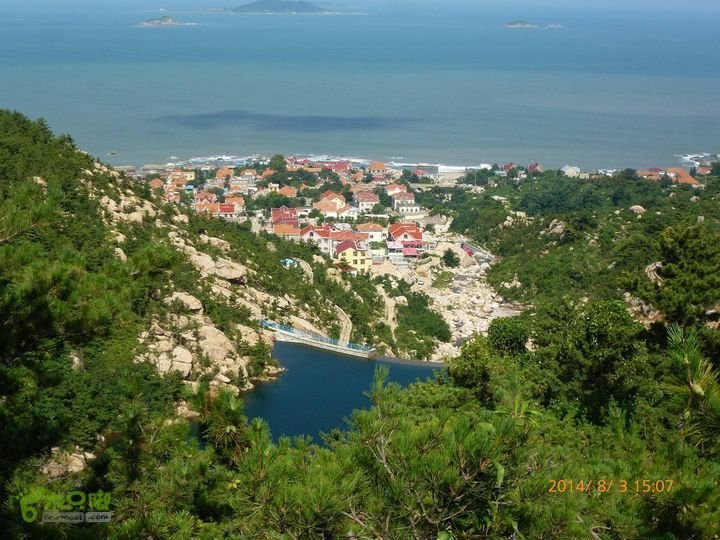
[488,317,529,355]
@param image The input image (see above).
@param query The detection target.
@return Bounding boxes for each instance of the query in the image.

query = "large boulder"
[199,234,231,251]
[165,292,204,313]
[198,325,236,363]
[171,346,193,377]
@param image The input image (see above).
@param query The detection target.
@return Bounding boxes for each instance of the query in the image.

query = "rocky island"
[140,16,184,27]
[505,21,539,29]
[227,0,329,14]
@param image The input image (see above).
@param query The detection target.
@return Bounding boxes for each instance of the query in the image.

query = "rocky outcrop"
[625,292,663,327]
[199,234,231,252]
[165,292,204,313]
[424,262,522,361]
[42,447,96,480]
[541,219,567,236]
[136,299,255,394]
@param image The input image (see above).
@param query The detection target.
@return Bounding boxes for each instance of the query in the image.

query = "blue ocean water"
[244,343,440,441]
[0,2,718,169]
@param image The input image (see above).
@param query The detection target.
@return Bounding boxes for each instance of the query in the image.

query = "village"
[118,153,715,358]
[130,154,708,276]
[137,156,470,276]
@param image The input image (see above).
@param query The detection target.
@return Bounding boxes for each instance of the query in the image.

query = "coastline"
[109,150,707,175]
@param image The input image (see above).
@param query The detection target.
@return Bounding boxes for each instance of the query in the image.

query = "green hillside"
[1,112,720,537]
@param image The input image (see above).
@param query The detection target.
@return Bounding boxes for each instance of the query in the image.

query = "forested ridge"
[1,111,720,538]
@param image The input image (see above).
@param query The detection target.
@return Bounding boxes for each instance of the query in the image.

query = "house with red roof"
[331,161,350,173]
[350,182,375,194]
[218,203,240,220]
[216,167,234,180]
[388,223,423,243]
[271,206,299,231]
[664,168,701,186]
[300,224,334,254]
[527,162,544,174]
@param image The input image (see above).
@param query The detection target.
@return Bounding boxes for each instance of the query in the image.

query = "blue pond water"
[243,342,441,441]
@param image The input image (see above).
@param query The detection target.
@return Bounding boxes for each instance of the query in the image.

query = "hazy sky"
[1,0,718,11]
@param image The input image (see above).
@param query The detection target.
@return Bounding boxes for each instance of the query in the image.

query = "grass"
[432,270,454,290]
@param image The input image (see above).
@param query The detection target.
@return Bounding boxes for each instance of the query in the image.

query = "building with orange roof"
[637,171,662,182]
[194,202,221,216]
[313,199,345,218]
[369,161,386,176]
[273,223,301,239]
[196,191,218,203]
[224,196,245,211]
[216,167,234,179]
[320,189,344,201]
[350,182,374,193]
[148,178,165,190]
[356,223,386,243]
[388,223,423,243]
[664,168,700,186]
[278,185,298,198]
[354,190,380,212]
[262,169,277,179]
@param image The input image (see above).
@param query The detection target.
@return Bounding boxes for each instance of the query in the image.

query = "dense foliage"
[2,112,720,538]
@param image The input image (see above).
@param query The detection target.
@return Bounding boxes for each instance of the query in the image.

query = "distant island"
[505,21,539,29]
[227,0,328,14]
[140,16,184,27]
[504,21,564,30]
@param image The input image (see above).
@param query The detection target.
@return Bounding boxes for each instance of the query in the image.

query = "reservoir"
[244,342,442,441]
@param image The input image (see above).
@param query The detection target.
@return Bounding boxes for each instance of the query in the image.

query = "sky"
[1,0,718,11]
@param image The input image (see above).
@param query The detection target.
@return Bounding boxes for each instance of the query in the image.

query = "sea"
[1,1,719,170]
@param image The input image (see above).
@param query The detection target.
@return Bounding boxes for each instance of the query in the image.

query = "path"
[376,285,398,340]
[335,305,353,346]
[260,320,376,358]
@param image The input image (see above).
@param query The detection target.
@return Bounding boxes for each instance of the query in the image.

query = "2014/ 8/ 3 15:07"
[548,479,675,494]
